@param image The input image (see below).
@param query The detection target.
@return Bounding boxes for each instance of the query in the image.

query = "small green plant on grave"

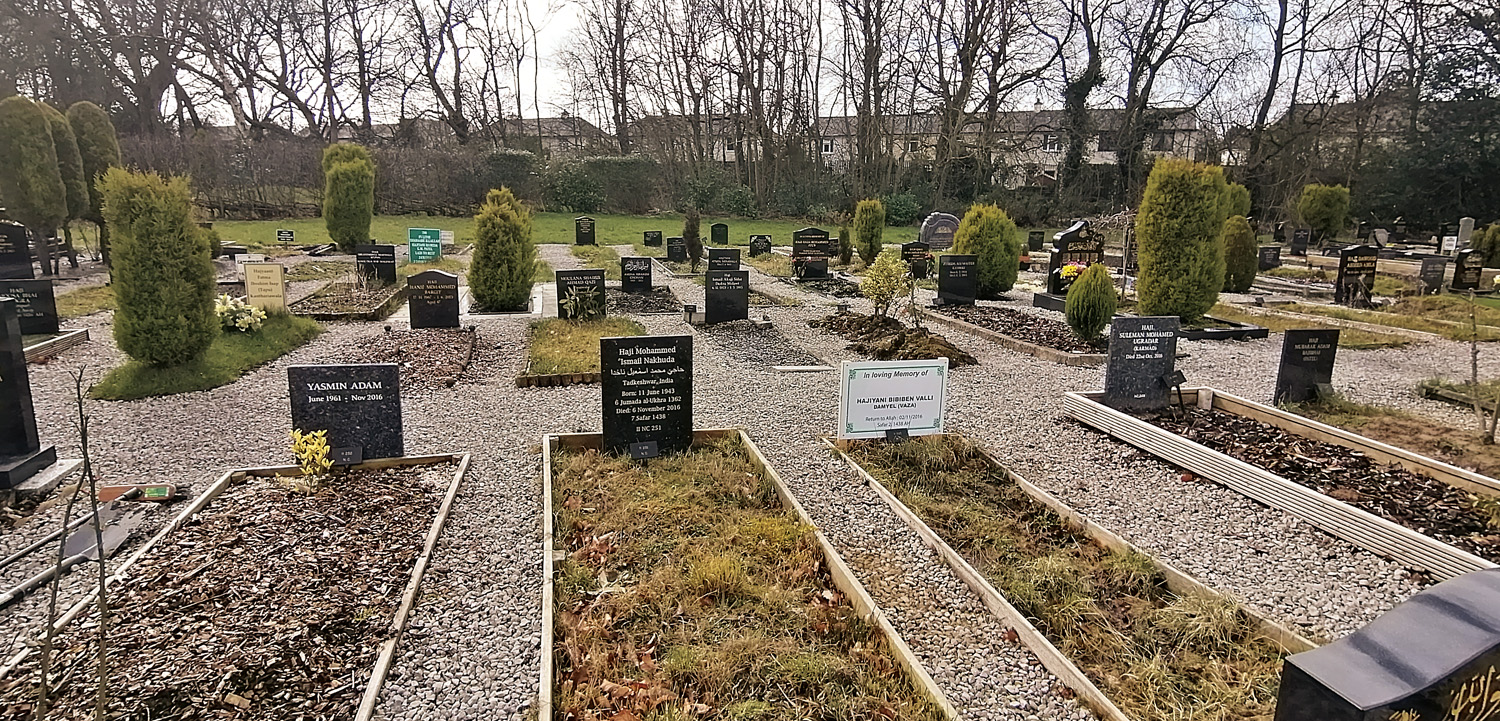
[860,249,911,318]
[1470,495,1500,530]
[1065,263,1116,342]
[559,286,604,321]
[289,429,333,493]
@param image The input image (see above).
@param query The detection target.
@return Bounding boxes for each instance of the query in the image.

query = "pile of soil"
[0,464,447,719]
[697,320,824,367]
[790,276,862,298]
[328,328,475,389]
[932,304,1103,353]
[810,312,977,366]
[606,287,679,314]
[1140,406,1499,562]
[290,282,400,315]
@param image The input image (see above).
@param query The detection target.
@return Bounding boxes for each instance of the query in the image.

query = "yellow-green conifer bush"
[952,204,1021,298]
[322,143,375,253]
[1136,158,1228,323]
[100,168,218,366]
[1065,263,1116,341]
[860,249,911,318]
[853,198,885,265]
[1297,184,1350,245]
[1221,182,1251,219]
[1221,215,1258,293]
[468,187,536,312]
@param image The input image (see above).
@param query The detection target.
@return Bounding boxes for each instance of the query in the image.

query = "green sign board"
[408,228,442,262]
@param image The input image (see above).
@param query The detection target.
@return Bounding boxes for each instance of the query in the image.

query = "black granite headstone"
[1419,257,1448,295]
[1355,221,1370,240]
[792,227,834,279]
[748,235,772,257]
[1273,568,1500,721]
[575,216,596,245]
[902,242,931,280]
[287,363,403,461]
[666,236,687,262]
[1028,230,1045,252]
[0,224,33,280]
[621,257,653,292]
[1335,245,1378,305]
[710,223,728,245]
[0,298,54,488]
[705,270,749,324]
[1274,329,1339,404]
[407,270,460,329]
[1258,246,1283,271]
[1452,249,1482,291]
[707,247,740,271]
[601,335,693,457]
[355,244,397,286]
[1292,228,1311,256]
[937,255,977,305]
[643,230,663,247]
[1047,222,1103,295]
[556,269,607,320]
[1103,316,1181,411]
[919,212,960,250]
[0,280,58,335]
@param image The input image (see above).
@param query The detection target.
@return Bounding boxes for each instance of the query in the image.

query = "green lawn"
[214,215,479,250]
[90,314,324,400]
[570,245,622,279]
[57,285,116,319]
[527,317,645,374]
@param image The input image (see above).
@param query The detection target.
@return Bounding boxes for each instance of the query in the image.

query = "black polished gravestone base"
[1176,316,1270,341]
[1274,568,1500,721]
[1031,292,1066,312]
[0,298,55,488]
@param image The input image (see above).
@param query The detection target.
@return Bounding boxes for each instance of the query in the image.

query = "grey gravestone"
[1334,245,1378,305]
[1452,249,1482,291]
[407,270,460,329]
[643,230,663,247]
[355,244,397,286]
[277,228,295,244]
[1258,246,1282,271]
[1274,329,1340,404]
[792,227,833,279]
[1292,228,1311,256]
[1355,221,1370,240]
[1028,230,1044,252]
[601,335,693,457]
[919,212,960,250]
[621,257,653,292]
[0,280,58,335]
[0,298,54,488]
[0,224,33,279]
[1103,316,1181,411]
[574,216,596,245]
[1047,221,1103,296]
[287,363,403,461]
[902,241,931,280]
[705,270,749,324]
[1459,217,1476,247]
[748,235,772,257]
[666,237,687,262]
[707,247,740,271]
[1419,257,1448,295]
[1273,567,1500,721]
[710,223,728,245]
[555,269,606,320]
[936,255,977,305]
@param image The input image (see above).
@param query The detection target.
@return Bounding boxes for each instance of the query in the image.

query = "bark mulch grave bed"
[291,282,407,321]
[550,440,944,720]
[326,328,476,390]
[842,435,1285,721]
[809,312,977,366]
[928,304,1103,354]
[697,320,824,367]
[606,287,680,314]
[0,463,451,720]
[1139,407,1500,563]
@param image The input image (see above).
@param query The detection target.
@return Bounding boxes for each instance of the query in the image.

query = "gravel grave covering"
[931,304,1104,354]
[0,464,449,719]
[326,327,476,390]
[695,320,825,367]
[1140,406,1500,563]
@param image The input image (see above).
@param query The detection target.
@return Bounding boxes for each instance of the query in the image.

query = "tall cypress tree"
[1136,158,1228,323]
[67,101,122,265]
[0,96,65,276]
[468,187,536,312]
[322,144,375,253]
[39,102,88,269]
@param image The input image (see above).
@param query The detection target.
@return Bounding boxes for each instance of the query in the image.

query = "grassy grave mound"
[569,244,622,279]
[1285,296,1500,341]
[285,260,353,282]
[290,281,404,317]
[744,252,792,277]
[0,463,449,718]
[1208,304,1408,349]
[91,313,323,400]
[552,440,943,720]
[1290,393,1500,481]
[845,435,1284,721]
[56,283,115,319]
[527,317,645,375]
[811,311,977,366]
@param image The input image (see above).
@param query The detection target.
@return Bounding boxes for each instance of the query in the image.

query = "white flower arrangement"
[216,294,267,332]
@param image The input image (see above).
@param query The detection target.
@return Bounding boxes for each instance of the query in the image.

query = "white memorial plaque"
[838,359,948,439]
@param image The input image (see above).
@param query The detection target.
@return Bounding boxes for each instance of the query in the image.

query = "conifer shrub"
[0,96,67,263]
[854,198,885,265]
[1136,158,1228,323]
[952,203,1020,297]
[1221,182,1251,219]
[861,249,911,318]
[1221,215,1258,293]
[39,103,88,223]
[468,187,536,312]
[67,101,122,263]
[1065,263,1116,342]
[1297,184,1349,245]
[837,226,853,265]
[100,168,217,366]
[322,144,375,253]
[684,208,703,271]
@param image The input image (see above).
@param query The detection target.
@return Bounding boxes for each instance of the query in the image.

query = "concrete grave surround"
[288,363,404,461]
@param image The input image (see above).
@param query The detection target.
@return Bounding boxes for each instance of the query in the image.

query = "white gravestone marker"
[838,359,949,439]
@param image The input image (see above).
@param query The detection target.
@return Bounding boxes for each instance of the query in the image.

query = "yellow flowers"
[290,428,333,478]
[1060,262,1087,281]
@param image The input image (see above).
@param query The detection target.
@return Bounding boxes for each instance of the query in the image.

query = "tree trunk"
[30,226,54,276]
